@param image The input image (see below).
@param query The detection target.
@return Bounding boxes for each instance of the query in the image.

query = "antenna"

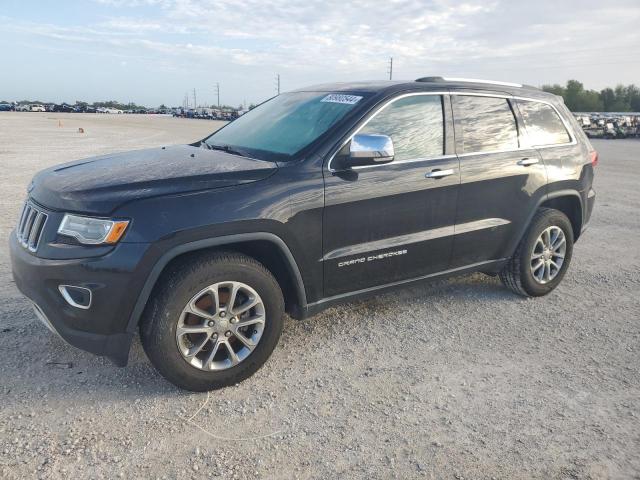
[387,57,393,80]
[214,83,220,107]
[193,88,197,109]
[275,73,281,95]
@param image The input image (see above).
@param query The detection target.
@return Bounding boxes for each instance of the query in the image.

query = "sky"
[1,0,639,107]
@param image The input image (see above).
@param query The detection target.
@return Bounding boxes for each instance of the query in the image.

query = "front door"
[322,93,460,298]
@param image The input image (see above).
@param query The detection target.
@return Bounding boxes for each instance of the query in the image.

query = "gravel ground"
[0,113,639,479]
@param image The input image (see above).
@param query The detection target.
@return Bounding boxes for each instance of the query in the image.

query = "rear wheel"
[499,208,574,297]
[140,252,284,391]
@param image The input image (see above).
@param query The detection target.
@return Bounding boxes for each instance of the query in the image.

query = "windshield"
[204,92,365,160]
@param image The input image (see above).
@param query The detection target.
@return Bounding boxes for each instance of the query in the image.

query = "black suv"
[10,77,597,391]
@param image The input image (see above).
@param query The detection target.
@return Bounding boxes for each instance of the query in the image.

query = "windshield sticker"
[321,94,363,105]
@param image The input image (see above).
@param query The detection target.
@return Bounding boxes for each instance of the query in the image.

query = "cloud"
[2,0,639,105]
[84,0,635,76]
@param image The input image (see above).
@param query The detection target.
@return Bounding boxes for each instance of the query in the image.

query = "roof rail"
[415,76,523,88]
[415,76,444,82]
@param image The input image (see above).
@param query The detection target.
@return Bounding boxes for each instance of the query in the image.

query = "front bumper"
[10,231,151,366]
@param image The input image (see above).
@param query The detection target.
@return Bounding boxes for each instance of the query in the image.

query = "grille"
[16,201,48,252]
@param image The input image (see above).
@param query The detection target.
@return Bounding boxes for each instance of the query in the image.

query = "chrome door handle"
[426,168,455,179]
[517,158,539,166]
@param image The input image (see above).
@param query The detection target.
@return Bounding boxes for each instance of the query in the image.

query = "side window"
[360,95,443,161]
[517,100,571,146]
[453,96,518,153]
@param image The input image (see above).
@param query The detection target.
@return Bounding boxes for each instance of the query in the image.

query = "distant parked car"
[97,107,123,114]
[53,104,75,113]
[30,104,46,112]
[0,103,14,111]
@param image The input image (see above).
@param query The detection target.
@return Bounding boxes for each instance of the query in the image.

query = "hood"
[29,144,278,215]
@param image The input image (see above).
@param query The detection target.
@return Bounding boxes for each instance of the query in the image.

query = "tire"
[499,208,574,297]
[140,251,284,391]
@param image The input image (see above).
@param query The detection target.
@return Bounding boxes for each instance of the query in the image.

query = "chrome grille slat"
[28,212,46,250]
[17,203,29,235]
[16,201,48,252]
[21,209,37,247]
[18,204,32,239]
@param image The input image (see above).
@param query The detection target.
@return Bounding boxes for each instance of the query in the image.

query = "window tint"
[454,96,518,153]
[360,95,443,161]
[517,100,571,145]
[205,91,363,159]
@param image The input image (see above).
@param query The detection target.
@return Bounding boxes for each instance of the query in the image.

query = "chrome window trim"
[347,154,458,170]
[327,91,449,172]
[512,96,576,148]
[326,90,578,172]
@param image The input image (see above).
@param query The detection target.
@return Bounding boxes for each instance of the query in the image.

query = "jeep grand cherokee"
[10,77,597,391]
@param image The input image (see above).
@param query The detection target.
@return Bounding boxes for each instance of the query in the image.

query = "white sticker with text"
[321,94,363,105]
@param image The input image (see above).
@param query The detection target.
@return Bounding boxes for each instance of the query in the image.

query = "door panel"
[450,149,545,267]
[323,157,460,297]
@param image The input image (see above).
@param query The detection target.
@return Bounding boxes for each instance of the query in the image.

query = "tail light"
[590,150,598,167]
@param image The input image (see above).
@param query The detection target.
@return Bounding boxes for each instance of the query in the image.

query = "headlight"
[58,214,129,245]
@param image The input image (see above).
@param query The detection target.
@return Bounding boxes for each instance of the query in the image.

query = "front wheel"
[500,208,574,297]
[140,252,284,391]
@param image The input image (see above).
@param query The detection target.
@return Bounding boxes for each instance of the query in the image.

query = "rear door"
[322,93,459,297]
[450,93,546,268]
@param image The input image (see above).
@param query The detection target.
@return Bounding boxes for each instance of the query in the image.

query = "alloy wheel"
[530,226,566,284]
[175,281,265,371]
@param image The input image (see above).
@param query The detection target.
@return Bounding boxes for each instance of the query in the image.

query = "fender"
[125,232,307,333]
[505,189,583,259]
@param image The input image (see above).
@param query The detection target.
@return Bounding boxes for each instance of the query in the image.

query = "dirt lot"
[0,113,639,479]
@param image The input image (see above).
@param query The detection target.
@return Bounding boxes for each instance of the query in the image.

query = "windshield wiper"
[201,141,247,157]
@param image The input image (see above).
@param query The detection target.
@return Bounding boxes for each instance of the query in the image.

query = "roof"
[294,77,544,98]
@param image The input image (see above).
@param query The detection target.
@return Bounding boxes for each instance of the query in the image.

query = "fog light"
[58,285,92,309]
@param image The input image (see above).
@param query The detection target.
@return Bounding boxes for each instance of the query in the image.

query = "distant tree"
[600,88,616,111]
[17,99,45,105]
[627,85,640,112]
[542,80,640,112]
[542,84,565,97]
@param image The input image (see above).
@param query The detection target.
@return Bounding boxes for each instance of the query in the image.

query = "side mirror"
[345,133,395,167]
[336,134,395,170]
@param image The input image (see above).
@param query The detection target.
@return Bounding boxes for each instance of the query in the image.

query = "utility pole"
[214,83,220,107]
[387,57,393,80]
[275,73,281,95]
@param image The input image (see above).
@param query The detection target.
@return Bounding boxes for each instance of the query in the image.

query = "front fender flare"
[125,232,307,333]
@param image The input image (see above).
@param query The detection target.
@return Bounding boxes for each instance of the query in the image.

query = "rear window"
[517,100,571,146]
[453,96,518,154]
